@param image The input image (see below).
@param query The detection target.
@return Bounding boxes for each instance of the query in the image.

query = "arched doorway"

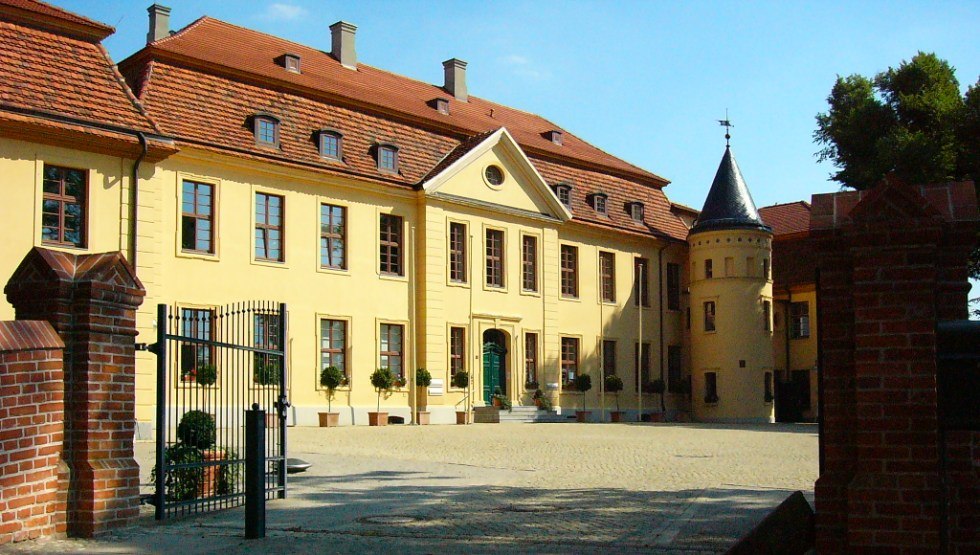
[482,329,508,404]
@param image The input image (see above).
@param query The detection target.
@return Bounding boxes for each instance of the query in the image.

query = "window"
[450,327,465,379]
[634,342,652,389]
[592,194,608,215]
[253,313,280,384]
[41,164,86,248]
[485,229,504,288]
[485,165,504,186]
[320,204,346,269]
[704,372,718,403]
[764,371,774,403]
[560,337,579,385]
[792,369,811,409]
[378,144,398,173]
[255,116,279,147]
[704,301,716,332]
[449,222,467,283]
[725,257,734,277]
[379,323,404,379]
[666,263,681,310]
[686,306,691,330]
[255,193,284,262]
[320,319,347,382]
[555,184,571,207]
[630,202,644,222]
[599,251,616,302]
[705,259,713,279]
[379,214,403,275]
[763,259,770,280]
[525,333,538,386]
[602,340,617,376]
[320,131,342,160]
[633,258,650,307]
[790,301,810,339]
[763,300,772,332]
[560,245,578,297]
[746,257,755,277]
[180,308,214,382]
[522,235,538,292]
[667,346,682,393]
[181,180,214,254]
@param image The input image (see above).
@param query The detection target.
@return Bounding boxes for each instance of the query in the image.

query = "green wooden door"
[482,342,506,404]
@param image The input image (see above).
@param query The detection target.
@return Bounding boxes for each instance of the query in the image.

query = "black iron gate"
[148,301,288,520]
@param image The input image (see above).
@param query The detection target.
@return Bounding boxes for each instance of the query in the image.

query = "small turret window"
[705,259,713,279]
[704,301,716,332]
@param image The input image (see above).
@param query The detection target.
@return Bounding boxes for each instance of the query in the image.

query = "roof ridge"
[1,0,113,33]
[149,14,210,47]
[761,200,811,209]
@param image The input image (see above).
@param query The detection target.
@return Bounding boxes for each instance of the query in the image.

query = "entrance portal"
[482,329,508,404]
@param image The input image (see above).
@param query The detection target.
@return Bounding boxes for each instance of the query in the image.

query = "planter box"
[416,411,430,425]
[368,411,388,426]
[610,411,625,423]
[455,411,467,425]
[575,410,591,423]
[318,412,339,427]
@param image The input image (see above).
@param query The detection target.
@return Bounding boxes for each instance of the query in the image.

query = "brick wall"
[811,178,978,553]
[0,320,67,545]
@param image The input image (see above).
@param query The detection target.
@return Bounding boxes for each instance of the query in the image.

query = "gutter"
[130,132,148,269]
[0,105,173,147]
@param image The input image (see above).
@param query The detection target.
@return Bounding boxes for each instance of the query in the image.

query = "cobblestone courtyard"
[5,423,818,554]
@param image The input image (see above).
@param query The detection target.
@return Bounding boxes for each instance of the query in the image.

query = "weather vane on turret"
[718,110,733,147]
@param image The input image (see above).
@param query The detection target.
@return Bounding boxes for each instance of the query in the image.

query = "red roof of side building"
[0,0,174,160]
[759,201,811,238]
[120,15,690,240]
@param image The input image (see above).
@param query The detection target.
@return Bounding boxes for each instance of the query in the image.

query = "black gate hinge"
[135,342,162,355]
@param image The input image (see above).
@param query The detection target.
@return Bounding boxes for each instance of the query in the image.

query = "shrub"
[176,410,216,450]
[451,370,469,389]
[605,374,624,412]
[643,379,666,395]
[153,443,204,502]
[195,364,218,387]
[415,368,432,388]
[320,365,345,412]
[574,374,592,411]
[254,358,280,386]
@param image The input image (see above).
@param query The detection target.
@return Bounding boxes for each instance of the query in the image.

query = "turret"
[688,146,774,423]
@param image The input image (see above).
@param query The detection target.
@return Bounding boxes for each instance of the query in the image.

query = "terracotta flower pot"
[198,449,227,498]
[368,411,388,426]
[492,398,502,408]
[575,410,591,423]
[318,412,339,427]
[610,411,625,422]
[649,412,665,423]
[416,411,430,425]
[455,411,467,425]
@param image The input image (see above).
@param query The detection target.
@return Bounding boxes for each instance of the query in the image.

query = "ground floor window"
[379,323,404,379]
[667,346,682,393]
[253,313,281,385]
[792,369,811,409]
[320,319,347,382]
[525,332,538,386]
[764,371,774,403]
[602,340,617,376]
[180,308,215,383]
[561,337,579,386]
[450,327,465,379]
[704,372,718,403]
[635,342,651,390]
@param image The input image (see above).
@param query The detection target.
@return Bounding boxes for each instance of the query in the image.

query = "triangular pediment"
[421,128,572,222]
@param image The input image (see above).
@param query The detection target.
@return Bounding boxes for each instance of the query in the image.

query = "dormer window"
[319,130,343,160]
[629,202,645,222]
[589,193,608,215]
[254,115,279,147]
[554,183,572,207]
[434,98,450,115]
[548,130,563,145]
[283,53,301,73]
[378,144,399,173]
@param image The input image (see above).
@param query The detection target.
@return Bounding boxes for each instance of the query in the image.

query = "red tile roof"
[121,15,689,240]
[759,201,811,238]
[0,0,112,40]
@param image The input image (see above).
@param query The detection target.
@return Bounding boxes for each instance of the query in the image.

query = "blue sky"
[64,0,979,211]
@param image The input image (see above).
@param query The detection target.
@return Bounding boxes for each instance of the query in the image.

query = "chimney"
[330,21,357,69]
[443,58,468,102]
[146,4,171,44]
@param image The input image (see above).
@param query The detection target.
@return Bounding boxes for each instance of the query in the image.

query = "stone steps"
[473,405,573,424]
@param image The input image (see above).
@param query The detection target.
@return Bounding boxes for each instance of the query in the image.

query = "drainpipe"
[658,245,666,415]
[409,224,417,425]
[636,258,643,422]
[129,132,148,269]
[598,253,604,422]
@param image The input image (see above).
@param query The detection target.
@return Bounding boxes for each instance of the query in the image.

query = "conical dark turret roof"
[691,147,771,234]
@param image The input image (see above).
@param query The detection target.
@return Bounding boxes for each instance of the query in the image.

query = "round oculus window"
[485,165,505,186]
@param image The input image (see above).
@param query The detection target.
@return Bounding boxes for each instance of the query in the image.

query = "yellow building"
[1,1,817,433]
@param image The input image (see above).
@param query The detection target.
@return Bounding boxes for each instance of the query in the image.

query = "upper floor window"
[704,301,716,332]
[181,180,214,254]
[705,258,713,279]
[378,144,398,173]
[255,115,279,147]
[634,257,650,307]
[255,193,284,262]
[555,184,572,207]
[630,202,645,222]
[41,164,86,248]
[599,251,616,302]
[320,130,343,160]
[320,204,346,270]
[485,229,505,288]
[379,214,403,276]
[666,263,681,310]
[791,301,810,339]
[449,222,467,283]
[560,244,578,298]
[521,235,538,292]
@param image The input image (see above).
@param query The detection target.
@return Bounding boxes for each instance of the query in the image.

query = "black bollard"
[245,403,266,539]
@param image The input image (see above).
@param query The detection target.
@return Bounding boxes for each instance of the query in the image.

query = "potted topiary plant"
[605,374,625,422]
[644,379,666,422]
[415,367,431,425]
[532,388,552,411]
[573,373,592,422]
[318,365,345,427]
[369,367,395,426]
[195,364,218,387]
[452,371,469,424]
[491,386,511,411]
[174,410,223,498]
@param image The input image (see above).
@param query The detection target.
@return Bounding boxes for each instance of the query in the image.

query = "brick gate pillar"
[4,247,145,537]
[810,179,977,553]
